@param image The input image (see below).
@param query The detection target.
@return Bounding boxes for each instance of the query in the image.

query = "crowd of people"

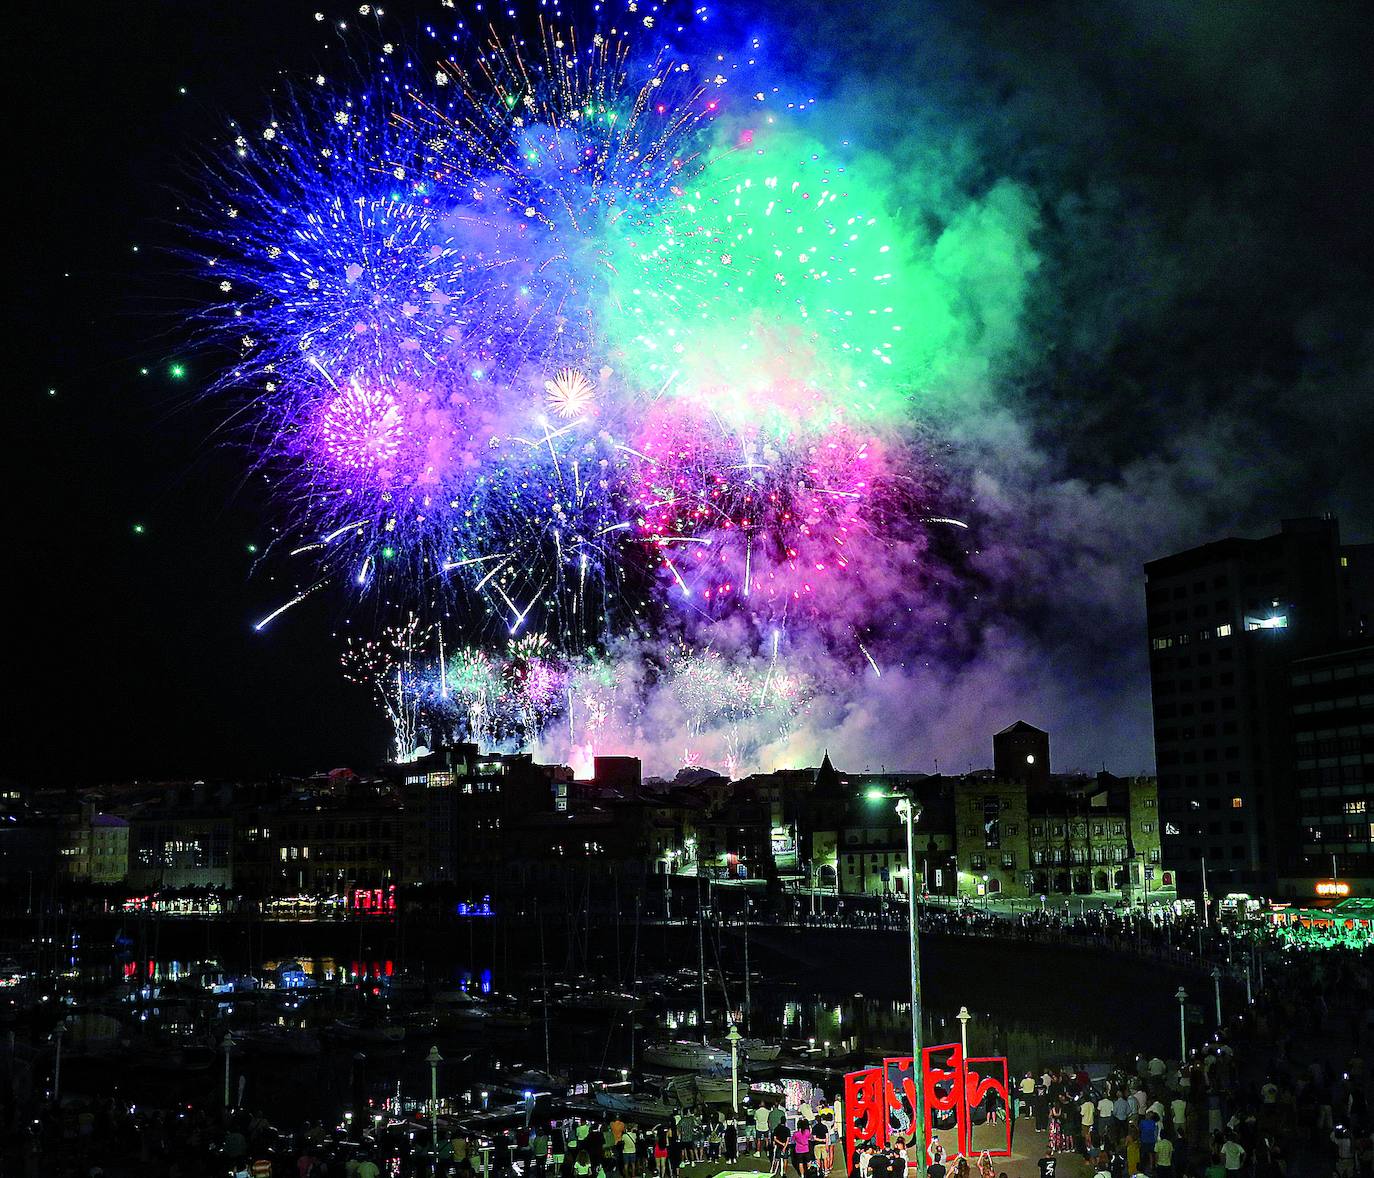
[12,920,1374,1178]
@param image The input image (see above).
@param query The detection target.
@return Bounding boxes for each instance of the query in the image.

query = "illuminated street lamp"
[222,1031,237,1110]
[51,1022,65,1105]
[1211,968,1223,1026]
[427,1045,443,1152]
[956,1005,971,1146]
[1175,988,1187,1060]
[727,1022,743,1114]
[865,785,924,1174]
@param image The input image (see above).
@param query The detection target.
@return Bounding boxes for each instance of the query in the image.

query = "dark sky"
[7,1,1374,784]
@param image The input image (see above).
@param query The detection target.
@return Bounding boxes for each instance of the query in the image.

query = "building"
[58,807,129,883]
[396,744,561,898]
[797,756,956,898]
[1288,644,1374,887]
[1145,515,1374,895]
[954,775,1030,897]
[993,721,1050,789]
[128,812,234,890]
[234,783,401,901]
[952,768,1163,899]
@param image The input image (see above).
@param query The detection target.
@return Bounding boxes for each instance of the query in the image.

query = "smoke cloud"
[542,0,1374,779]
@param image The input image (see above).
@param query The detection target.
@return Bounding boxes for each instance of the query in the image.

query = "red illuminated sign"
[844,1044,1011,1169]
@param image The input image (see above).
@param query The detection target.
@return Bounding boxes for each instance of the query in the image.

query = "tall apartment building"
[1144,515,1374,894]
[1288,644,1374,880]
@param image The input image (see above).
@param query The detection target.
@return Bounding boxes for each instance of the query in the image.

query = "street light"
[223,1031,237,1111]
[956,1006,971,1149]
[426,1045,443,1153]
[1211,968,1222,1026]
[865,785,924,1173]
[1175,988,1187,1061]
[727,1022,743,1116]
[51,1022,66,1106]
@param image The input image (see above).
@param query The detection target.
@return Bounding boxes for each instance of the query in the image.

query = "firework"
[191,0,958,766]
[545,368,597,419]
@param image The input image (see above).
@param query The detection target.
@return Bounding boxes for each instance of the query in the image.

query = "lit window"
[1215,623,1232,638]
[1345,801,1367,815]
[1232,797,1243,809]
[1244,613,1288,631]
[1151,637,1173,651]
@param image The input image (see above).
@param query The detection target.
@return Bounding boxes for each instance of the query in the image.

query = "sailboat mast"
[697,876,708,1045]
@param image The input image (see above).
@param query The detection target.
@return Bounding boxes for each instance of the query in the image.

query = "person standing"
[791,1120,814,1178]
[1138,1114,1158,1173]
[653,1126,668,1178]
[757,1104,773,1156]
[1153,1133,1174,1178]
[771,1119,791,1178]
[1049,1101,1070,1155]
[1081,1096,1096,1154]
[1098,1094,1117,1150]
[1219,1133,1245,1178]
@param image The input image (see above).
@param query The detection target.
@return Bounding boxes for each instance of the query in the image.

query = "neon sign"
[1316,880,1350,897]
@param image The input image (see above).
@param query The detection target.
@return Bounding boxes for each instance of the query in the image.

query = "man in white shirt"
[1220,1134,1246,1173]
[1098,1096,1116,1147]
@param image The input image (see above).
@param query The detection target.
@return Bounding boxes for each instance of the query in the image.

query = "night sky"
[9,1,1374,785]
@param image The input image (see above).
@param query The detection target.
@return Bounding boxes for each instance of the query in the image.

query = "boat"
[641,1040,731,1071]
[322,1018,406,1045]
[556,990,642,1017]
[595,1083,688,1120]
[485,999,534,1030]
[693,1075,737,1103]
[433,988,488,1018]
[209,975,261,996]
[236,1026,322,1057]
[740,1038,782,1063]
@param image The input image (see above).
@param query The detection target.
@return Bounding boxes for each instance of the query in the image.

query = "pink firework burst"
[629,409,880,605]
[319,380,405,473]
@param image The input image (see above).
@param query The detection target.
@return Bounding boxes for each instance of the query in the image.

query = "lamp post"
[1175,988,1187,1060]
[52,1023,65,1106]
[222,1031,237,1111]
[727,1022,742,1116]
[426,1045,443,1153]
[956,1005,971,1148]
[1211,968,1222,1027]
[865,786,924,1174]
